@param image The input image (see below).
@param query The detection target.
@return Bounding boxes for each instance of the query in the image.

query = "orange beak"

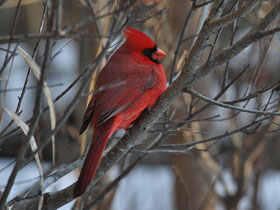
[152,48,166,60]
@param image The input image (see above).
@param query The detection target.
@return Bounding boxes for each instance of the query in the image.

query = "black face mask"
[142,45,159,63]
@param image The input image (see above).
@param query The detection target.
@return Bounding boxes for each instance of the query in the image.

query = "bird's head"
[123,27,166,64]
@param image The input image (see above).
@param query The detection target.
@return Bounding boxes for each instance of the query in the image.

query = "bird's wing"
[79,64,157,133]
[96,65,156,125]
[79,95,96,134]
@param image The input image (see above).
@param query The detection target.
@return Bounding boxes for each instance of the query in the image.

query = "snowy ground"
[1,158,280,210]
[0,159,175,210]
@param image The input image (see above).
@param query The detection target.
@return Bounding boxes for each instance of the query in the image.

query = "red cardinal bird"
[73,27,166,197]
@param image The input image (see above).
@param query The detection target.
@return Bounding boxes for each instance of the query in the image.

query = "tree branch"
[187,88,280,116]
[10,1,280,209]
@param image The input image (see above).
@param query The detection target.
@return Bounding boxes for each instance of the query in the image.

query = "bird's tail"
[73,119,117,197]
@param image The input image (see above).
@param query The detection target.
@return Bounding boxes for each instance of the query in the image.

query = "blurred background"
[1,0,280,209]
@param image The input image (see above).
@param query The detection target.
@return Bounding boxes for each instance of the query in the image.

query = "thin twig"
[187,88,280,116]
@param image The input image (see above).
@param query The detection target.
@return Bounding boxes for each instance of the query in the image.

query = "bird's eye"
[142,49,151,57]
[142,45,158,63]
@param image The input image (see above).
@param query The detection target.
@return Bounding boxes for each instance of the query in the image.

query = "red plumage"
[73,27,167,197]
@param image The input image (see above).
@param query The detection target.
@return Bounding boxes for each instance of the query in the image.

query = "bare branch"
[5,1,280,209]
[187,88,280,116]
